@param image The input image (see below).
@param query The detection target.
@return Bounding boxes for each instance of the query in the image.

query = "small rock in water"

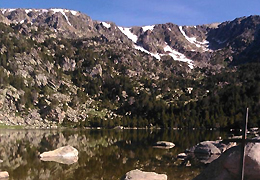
[0,159,3,163]
[185,160,191,167]
[122,169,167,180]
[113,126,123,130]
[177,153,187,159]
[0,171,9,178]
[153,141,175,149]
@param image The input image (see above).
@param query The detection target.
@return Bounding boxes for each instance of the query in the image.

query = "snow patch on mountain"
[50,9,73,26]
[25,9,33,14]
[134,43,194,68]
[118,27,138,43]
[1,9,16,14]
[142,25,154,32]
[163,45,194,69]
[35,9,49,14]
[134,45,161,60]
[8,9,16,13]
[1,9,6,14]
[101,22,111,29]
[179,26,209,51]
[69,10,78,16]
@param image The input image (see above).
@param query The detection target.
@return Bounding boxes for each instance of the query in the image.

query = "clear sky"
[1,0,260,27]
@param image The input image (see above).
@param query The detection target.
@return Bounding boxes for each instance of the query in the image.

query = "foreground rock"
[0,171,9,179]
[40,145,78,164]
[122,169,167,180]
[193,137,260,180]
[153,141,175,149]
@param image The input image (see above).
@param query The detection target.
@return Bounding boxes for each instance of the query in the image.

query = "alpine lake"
[0,128,229,180]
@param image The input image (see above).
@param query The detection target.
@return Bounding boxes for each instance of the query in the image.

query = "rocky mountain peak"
[1,8,260,68]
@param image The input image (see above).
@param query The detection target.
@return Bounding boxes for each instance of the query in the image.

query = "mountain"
[0,8,260,129]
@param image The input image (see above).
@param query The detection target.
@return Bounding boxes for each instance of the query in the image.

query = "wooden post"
[240,108,248,180]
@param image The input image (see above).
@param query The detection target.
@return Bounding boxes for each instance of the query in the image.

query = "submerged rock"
[153,141,175,149]
[122,169,167,180]
[40,145,78,158]
[193,137,260,180]
[0,171,9,179]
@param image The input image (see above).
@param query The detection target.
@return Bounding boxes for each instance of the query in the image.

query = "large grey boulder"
[194,141,221,155]
[188,140,235,155]
[40,145,78,164]
[193,137,260,180]
[0,171,9,179]
[186,140,236,164]
[122,169,167,180]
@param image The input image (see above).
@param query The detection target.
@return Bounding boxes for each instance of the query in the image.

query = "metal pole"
[240,108,248,180]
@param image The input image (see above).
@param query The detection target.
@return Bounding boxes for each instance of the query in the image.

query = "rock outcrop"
[122,169,167,180]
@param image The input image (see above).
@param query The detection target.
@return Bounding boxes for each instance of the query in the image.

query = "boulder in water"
[40,155,78,165]
[0,171,9,179]
[39,145,78,164]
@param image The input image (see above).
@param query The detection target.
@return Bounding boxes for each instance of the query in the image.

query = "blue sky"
[1,0,260,27]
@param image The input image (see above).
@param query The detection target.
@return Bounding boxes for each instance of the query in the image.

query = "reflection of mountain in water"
[0,129,227,180]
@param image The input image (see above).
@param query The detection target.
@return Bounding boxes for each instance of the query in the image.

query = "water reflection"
[0,129,227,180]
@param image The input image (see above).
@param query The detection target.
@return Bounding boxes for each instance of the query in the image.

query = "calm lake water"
[0,129,228,180]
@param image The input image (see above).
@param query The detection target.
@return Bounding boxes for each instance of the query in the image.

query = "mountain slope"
[0,8,260,128]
